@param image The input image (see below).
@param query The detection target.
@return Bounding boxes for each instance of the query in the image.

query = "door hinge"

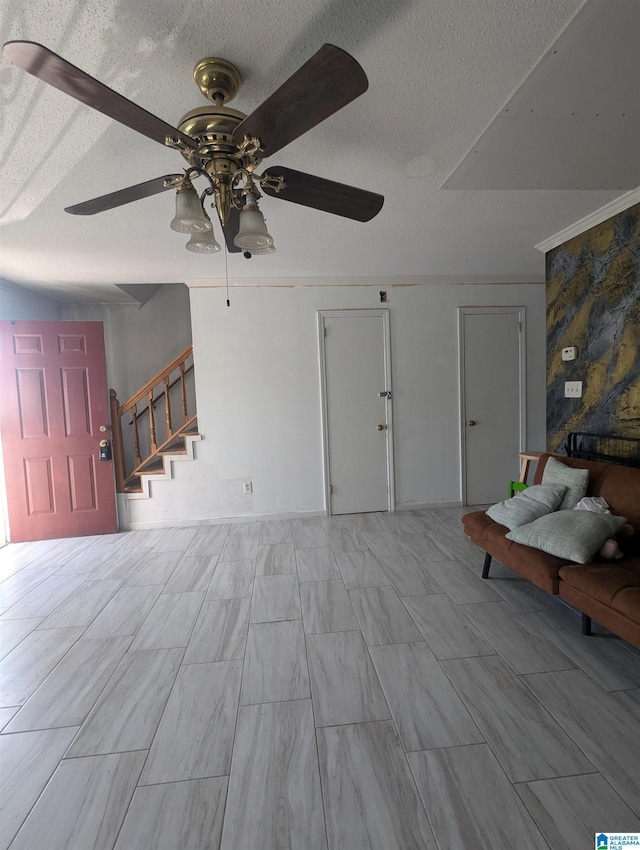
[329,484,334,495]
[518,321,522,332]
[324,326,327,337]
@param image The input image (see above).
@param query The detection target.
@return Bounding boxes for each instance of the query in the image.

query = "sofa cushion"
[541,457,590,509]
[559,562,640,607]
[486,484,567,530]
[506,510,627,564]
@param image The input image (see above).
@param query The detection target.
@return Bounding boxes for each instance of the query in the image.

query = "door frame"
[318,309,395,516]
[458,306,527,505]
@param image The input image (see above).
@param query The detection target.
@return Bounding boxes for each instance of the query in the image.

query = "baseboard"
[395,500,462,510]
[120,508,326,531]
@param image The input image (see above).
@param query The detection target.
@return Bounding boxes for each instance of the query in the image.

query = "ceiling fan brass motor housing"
[176,57,263,224]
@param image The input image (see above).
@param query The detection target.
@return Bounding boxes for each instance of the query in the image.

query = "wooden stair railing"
[110,346,197,492]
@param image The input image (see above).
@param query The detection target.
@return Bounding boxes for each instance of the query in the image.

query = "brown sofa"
[462,454,640,649]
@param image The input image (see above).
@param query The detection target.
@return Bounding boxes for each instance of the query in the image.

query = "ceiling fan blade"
[261,166,384,222]
[2,41,196,150]
[232,44,368,157]
[65,175,183,215]
[221,206,242,253]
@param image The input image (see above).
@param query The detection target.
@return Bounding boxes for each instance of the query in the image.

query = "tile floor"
[1,507,639,849]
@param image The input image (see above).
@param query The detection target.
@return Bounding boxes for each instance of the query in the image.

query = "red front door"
[0,321,118,542]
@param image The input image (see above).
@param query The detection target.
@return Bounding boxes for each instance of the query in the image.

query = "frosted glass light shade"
[234,198,274,250]
[170,186,211,233]
[245,243,276,255]
[186,228,221,253]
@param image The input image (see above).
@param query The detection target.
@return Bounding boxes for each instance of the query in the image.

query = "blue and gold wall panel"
[546,203,640,451]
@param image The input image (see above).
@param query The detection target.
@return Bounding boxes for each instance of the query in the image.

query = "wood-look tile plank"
[300,580,359,634]
[349,585,423,645]
[480,560,560,613]
[380,513,433,534]
[222,700,327,850]
[611,688,640,722]
[0,726,78,850]
[9,750,145,850]
[360,530,408,557]
[124,551,182,586]
[250,574,301,623]
[82,584,162,638]
[402,594,494,660]
[0,617,42,661]
[0,706,18,730]
[427,533,486,569]
[114,777,227,850]
[335,551,389,589]
[228,521,263,537]
[129,591,203,650]
[442,655,595,782]
[421,559,501,603]
[152,526,198,552]
[0,627,84,707]
[68,648,183,757]
[516,773,639,850]
[296,547,341,582]
[260,520,293,544]
[256,543,296,575]
[377,554,443,597]
[38,579,122,629]
[525,604,640,690]
[5,636,131,733]
[240,620,309,704]
[306,630,390,727]
[409,744,545,850]
[141,660,242,784]
[325,524,367,553]
[53,540,126,576]
[398,532,452,563]
[318,720,437,850]
[370,642,483,752]
[218,533,260,562]
[0,567,59,609]
[183,524,230,555]
[89,549,149,581]
[184,598,251,663]
[460,600,576,674]
[206,560,255,599]
[163,554,217,593]
[127,528,169,549]
[1,574,85,619]
[293,523,331,548]
[522,668,640,814]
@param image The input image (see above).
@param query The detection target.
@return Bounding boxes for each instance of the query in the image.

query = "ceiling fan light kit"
[2,40,384,260]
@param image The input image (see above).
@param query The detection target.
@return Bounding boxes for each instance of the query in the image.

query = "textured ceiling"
[0,0,637,300]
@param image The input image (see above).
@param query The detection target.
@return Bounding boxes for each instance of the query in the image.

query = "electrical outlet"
[564,381,583,398]
[561,346,577,361]
[243,481,252,494]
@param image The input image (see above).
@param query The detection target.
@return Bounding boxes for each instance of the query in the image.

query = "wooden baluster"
[148,390,157,452]
[132,403,141,468]
[180,362,188,424]
[164,376,173,438]
[110,389,126,493]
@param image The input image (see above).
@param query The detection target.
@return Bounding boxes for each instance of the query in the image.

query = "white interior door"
[460,308,525,505]
[320,311,393,515]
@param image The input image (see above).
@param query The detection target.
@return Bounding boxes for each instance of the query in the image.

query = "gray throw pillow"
[506,510,627,563]
[486,484,567,530]
[541,456,589,510]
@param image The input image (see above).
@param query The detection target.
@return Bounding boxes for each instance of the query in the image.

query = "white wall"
[0,279,64,320]
[123,281,547,528]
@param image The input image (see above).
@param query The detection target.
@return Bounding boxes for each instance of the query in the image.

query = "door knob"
[467,420,477,427]
[377,424,385,431]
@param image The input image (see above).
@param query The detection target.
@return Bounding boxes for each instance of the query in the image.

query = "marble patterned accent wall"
[546,202,640,451]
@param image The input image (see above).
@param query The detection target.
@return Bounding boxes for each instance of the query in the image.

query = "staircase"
[110,346,199,499]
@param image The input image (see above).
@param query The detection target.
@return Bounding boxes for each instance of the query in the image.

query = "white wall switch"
[564,381,583,398]
[561,346,577,361]
[243,481,253,494]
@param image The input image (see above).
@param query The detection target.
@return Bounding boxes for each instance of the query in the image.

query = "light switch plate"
[565,381,583,398]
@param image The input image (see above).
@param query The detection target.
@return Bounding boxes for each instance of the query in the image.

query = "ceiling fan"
[2,40,384,256]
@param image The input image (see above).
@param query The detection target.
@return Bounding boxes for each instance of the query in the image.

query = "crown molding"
[535,187,640,253]
[184,274,544,289]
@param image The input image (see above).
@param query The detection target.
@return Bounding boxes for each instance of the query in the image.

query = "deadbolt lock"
[99,439,109,447]
[377,424,385,431]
